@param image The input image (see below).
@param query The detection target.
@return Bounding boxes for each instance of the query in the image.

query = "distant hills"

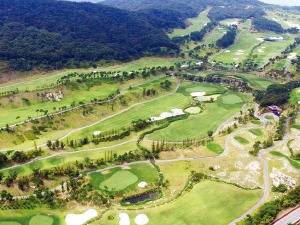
[0,0,178,71]
[0,0,279,71]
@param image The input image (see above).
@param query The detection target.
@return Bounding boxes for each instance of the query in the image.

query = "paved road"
[272,206,300,225]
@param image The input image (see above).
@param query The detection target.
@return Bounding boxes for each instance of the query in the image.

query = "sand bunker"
[256,38,264,42]
[150,108,185,122]
[185,107,201,114]
[225,50,231,53]
[135,214,149,225]
[288,53,297,60]
[270,168,296,189]
[119,213,130,225]
[93,130,101,136]
[258,49,264,53]
[235,50,245,56]
[195,94,220,102]
[191,92,206,97]
[138,181,148,188]
[65,209,97,225]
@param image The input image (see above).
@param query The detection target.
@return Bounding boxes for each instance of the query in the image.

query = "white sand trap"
[119,213,130,225]
[235,51,244,56]
[150,108,185,122]
[258,49,264,53]
[135,214,149,225]
[288,53,297,60]
[65,209,97,225]
[256,38,264,42]
[138,181,148,188]
[185,107,201,114]
[195,94,220,102]
[191,92,206,97]
[225,50,231,53]
[93,130,101,136]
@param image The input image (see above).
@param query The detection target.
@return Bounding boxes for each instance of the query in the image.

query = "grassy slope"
[0,57,180,94]
[169,8,210,38]
[101,181,261,225]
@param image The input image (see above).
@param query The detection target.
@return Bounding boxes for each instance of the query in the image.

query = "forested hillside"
[0,0,178,71]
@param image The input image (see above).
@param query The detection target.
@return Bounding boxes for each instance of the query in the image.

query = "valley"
[0,0,300,225]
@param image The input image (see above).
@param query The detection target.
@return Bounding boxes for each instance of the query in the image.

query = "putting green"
[206,142,224,154]
[99,170,138,191]
[221,94,243,105]
[29,215,53,225]
[234,136,249,145]
[0,223,22,225]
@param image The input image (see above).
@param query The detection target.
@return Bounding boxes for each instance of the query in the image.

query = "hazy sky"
[260,0,300,6]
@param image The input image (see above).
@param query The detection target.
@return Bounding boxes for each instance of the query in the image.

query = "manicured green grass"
[148,91,248,141]
[206,142,224,154]
[29,215,54,225]
[89,163,159,193]
[169,8,210,38]
[212,20,262,65]
[221,94,244,105]
[292,124,300,130]
[252,35,294,69]
[0,223,21,225]
[270,151,300,169]
[99,170,138,191]
[100,180,261,225]
[235,73,276,90]
[0,211,62,225]
[249,129,263,137]
[1,141,137,177]
[234,136,250,145]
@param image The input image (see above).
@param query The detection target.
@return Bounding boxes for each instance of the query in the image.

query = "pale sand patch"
[191,92,206,97]
[150,108,185,122]
[138,181,148,189]
[185,107,201,114]
[101,170,111,175]
[195,94,220,102]
[225,50,231,53]
[93,130,101,136]
[288,53,297,60]
[119,213,130,225]
[65,209,97,225]
[256,38,264,42]
[258,49,264,53]
[246,161,260,172]
[121,165,131,170]
[135,214,149,225]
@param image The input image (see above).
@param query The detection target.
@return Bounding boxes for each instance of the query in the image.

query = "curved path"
[229,107,288,225]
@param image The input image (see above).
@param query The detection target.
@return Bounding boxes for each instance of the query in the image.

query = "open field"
[234,73,276,90]
[169,8,210,38]
[100,180,261,225]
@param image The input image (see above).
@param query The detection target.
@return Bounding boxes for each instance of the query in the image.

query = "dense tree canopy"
[216,25,237,48]
[0,0,178,70]
[252,17,284,33]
